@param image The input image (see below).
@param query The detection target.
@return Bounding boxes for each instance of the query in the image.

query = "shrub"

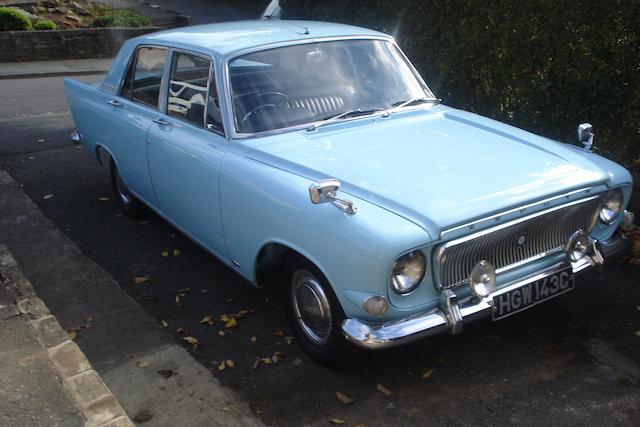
[281,0,640,171]
[33,19,57,30]
[0,7,33,31]
[91,9,151,28]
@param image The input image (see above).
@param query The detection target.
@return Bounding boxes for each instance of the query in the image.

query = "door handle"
[153,117,170,126]
[107,99,122,107]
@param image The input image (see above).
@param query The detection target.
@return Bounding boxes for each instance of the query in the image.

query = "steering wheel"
[241,92,291,126]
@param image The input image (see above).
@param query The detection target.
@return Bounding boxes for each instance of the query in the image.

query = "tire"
[110,159,148,219]
[284,257,360,367]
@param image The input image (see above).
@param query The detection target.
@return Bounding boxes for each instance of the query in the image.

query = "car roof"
[139,20,391,58]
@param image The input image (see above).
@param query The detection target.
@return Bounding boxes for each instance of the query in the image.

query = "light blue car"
[65,20,633,365]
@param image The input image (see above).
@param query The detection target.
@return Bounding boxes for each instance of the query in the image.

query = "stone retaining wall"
[0,27,159,62]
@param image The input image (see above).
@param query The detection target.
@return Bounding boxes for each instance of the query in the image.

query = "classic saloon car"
[65,20,633,364]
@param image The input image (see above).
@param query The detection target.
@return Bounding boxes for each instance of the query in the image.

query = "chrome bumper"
[342,234,630,350]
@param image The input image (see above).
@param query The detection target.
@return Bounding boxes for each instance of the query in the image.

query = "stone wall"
[0,27,159,62]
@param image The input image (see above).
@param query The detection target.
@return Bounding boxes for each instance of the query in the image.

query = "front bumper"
[342,232,631,350]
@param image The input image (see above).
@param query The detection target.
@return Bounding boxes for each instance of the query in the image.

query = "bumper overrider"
[342,229,632,350]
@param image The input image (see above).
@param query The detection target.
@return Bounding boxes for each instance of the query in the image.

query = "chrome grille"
[435,196,602,290]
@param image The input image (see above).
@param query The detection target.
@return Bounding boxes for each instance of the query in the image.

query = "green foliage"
[33,19,57,31]
[0,7,33,31]
[91,8,151,28]
[281,0,640,170]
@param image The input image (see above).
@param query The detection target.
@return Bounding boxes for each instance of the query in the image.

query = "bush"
[91,9,151,28]
[0,7,33,31]
[281,0,640,171]
[33,19,57,30]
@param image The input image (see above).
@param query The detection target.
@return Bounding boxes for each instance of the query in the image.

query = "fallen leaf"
[225,359,235,368]
[421,369,435,379]
[260,357,272,365]
[136,360,150,368]
[162,251,169,257]
[200,315,214,325]
[133,276,149,284]
[160,320,168,328]
[175,295,181,305]
[355,424,365,427]
[376,383,391,396]
[218,330,226,336]
[67,331,77,340]
[250,336,257,343]
[236,309,249,317]
[224,317,238,329]
[173,249,181,256]
[98,197,110,201]
[329,419,346,425]
[273,351,285,360]
[218,361,226,371]
[177,288,191,294]
[284,336,294,345]
[273,330,284,337]
[252,357,261,369]
[176,327,184,334]
[335,391,354,405]
[635,330,640,337]
[291,358,302,367]
[221,406,230,412]
[182,336,198,348]
[43,194,53,200]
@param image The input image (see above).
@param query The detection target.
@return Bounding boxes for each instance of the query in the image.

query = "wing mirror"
[577,123,594,151]
[309,179,358,214]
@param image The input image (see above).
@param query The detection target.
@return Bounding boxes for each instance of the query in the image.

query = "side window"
[127,46,167,108]
[168,52,211,127]
[206,69,224,133]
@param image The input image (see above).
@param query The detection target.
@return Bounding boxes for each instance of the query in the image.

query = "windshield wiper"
[307,108,387,131]
[389,97,440,112]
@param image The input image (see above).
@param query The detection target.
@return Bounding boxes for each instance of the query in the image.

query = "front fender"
[220,151,431,321]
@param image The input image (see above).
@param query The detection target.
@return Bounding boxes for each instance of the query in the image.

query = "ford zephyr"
[65,20,633,365]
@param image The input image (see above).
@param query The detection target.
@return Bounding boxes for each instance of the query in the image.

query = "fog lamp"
[469,260,496,298]
[599,189,623,224]
[363,295,389,316]
[567,230,589,262]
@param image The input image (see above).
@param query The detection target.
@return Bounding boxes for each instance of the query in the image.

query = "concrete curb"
[0,69,108,80]
[0,244,134,427]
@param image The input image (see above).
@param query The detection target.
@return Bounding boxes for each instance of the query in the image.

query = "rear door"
[147,49,228,257]
[106,45,168,204]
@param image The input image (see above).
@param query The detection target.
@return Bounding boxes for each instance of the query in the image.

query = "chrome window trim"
[220,36,438,139]
[117,44,169,110]
[163,48,226,138]
[434,194,602,290]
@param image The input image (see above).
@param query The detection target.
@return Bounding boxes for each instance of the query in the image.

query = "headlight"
[391,250,426,294]
[599,189,623,224]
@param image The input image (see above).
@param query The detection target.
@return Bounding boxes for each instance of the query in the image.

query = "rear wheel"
[110,159,148,219]
[284,257,359,366]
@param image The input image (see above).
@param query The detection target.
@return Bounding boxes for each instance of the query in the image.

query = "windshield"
[228,39,435,134]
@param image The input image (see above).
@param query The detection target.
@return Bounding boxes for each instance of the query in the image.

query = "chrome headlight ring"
[391,250,427,295]
[599,189,624,225]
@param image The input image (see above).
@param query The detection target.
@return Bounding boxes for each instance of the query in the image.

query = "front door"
[147,50,228,257]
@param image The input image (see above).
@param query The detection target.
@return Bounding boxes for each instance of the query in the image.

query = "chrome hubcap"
[115,170,132,204]
[291,270,332,345]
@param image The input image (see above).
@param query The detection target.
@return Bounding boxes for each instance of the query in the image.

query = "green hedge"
[34,19,57,31]
[281,0,640,171]
[92,9,151,28]
[0,7,33,31]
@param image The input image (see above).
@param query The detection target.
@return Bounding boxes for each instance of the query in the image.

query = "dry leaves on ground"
[182,336,198,348]
[329,419,346,425]
[200,315,215,325]
[335,391,355,405]
[376,383,391,396]
[421,369,434,379]
[136,360,150,368]
[133,276,149,285]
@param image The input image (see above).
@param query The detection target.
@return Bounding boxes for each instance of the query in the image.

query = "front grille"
[434,196,602,290]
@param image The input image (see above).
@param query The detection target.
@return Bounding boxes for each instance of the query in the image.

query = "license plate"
[492,268,574,320]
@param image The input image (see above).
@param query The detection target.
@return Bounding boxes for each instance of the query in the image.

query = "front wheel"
[110,159,148,219]
[284,259,359,366]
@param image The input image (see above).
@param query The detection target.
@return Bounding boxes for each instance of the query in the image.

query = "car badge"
[517,234,527,247]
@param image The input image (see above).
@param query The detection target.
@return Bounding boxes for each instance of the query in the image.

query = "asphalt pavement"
[1,73,639,426]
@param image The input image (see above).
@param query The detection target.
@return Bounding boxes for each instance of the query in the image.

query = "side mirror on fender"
[577,123,594,151]
[309,179,358,214]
